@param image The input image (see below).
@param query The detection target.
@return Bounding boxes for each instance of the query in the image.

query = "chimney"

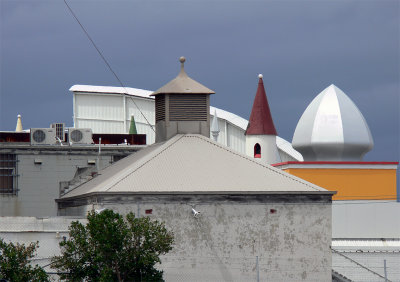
[151,57,215,142]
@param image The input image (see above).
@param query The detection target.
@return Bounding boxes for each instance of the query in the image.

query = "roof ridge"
[187,135,325,192]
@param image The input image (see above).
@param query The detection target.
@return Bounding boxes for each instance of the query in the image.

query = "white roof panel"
[70,85,153,99]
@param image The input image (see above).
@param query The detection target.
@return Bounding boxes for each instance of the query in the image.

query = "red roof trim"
[272,161,399,166]
[245,77,277,136]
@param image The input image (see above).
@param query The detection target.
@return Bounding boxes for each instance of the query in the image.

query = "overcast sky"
[0,0,398,162]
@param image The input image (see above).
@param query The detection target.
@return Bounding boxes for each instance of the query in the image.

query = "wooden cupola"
[151,57,215,142]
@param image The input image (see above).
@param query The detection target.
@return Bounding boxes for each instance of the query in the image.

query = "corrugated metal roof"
[209,106,248,130]
[276,136,304,161]
[69,85,153,99]
[209,106,303,161]
[61,134,328,199]
[332,239,400,281]
[333,239,400,249]
[332,251,400,282]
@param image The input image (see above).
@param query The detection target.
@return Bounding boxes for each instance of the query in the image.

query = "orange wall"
[284,168,397,200]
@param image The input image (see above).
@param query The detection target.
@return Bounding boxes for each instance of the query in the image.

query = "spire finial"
[258,74,263,79]
[15,114,23,132]
[211,109,220,141]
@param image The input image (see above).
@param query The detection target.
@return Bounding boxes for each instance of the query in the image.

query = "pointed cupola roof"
[151,57,215,95]
[15,114,23,132]
[245,74,277,135]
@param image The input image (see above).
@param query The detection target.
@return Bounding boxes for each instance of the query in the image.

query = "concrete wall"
[0,149,132,217]
[332,201,400,238]
[58,194,332,281]
[0,217,86,277]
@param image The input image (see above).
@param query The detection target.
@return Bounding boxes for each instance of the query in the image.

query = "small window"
[254,143,261,158]
[0,154,18,195]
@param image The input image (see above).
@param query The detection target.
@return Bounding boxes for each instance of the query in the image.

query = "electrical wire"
[63,0,155,132]
[332,249,390,281]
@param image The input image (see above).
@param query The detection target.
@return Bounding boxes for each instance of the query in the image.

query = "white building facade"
[70,85,302,162]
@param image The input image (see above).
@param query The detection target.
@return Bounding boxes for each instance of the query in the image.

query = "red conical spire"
[245,74,277,135]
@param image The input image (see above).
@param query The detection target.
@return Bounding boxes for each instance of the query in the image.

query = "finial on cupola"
[179,56,187,76]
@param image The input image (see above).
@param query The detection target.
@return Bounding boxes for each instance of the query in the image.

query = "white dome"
[292,84,373,161]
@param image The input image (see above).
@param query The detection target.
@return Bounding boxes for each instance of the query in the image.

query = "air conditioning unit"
[51,123,65,141]
[68,128,93,144]
[30,128,57,145]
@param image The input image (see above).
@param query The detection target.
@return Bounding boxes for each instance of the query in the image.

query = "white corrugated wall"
[72,91,300,160]
[73,92,244,149]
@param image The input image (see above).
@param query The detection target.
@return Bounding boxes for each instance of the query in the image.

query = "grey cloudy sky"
[0,0,398,162]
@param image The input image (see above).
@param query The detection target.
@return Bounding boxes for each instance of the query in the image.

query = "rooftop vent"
[151,57,215,142]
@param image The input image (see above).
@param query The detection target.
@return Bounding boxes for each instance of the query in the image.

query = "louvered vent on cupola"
[151,57,215,142]
[169,94,207,121]
[155,95,166,122]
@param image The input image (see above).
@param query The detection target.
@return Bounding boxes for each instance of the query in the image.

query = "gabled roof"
[60,134,330,199]
[151,57,215,95]
[245,75,277,135]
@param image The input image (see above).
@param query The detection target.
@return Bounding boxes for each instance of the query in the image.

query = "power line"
[63,0,155,132]
[332,249,391,281]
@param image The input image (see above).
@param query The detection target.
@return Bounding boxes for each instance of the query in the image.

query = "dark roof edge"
[57,190,336,202]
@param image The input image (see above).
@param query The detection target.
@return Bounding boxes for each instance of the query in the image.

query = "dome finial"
[179,56,186,75]
[258,74,263,79]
